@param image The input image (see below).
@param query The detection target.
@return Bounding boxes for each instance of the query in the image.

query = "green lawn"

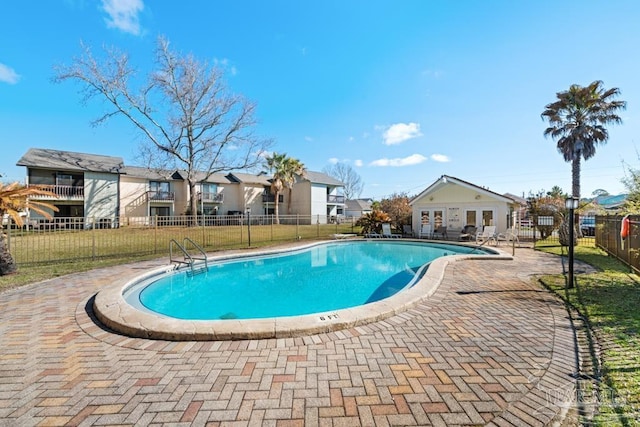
[0,222,356,291]
[536,241,640,425]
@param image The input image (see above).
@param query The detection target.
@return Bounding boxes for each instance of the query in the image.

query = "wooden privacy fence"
[4,215,357,266]
[595,215,639,274]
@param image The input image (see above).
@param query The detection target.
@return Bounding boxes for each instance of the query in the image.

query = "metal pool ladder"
[169,238,208,276]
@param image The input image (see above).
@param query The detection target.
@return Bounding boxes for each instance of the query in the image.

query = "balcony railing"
[327,195,345,204]
[198,192,224,203]
[28,184,84,199]
[148,191,175,202]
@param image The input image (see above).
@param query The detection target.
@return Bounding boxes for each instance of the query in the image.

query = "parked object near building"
[580,217,596,236]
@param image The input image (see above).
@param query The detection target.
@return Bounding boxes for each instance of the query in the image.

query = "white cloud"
[0,63,20,84]
[369,154,428,167]
[304,136,313,142]
[354,159,363,167]
[422,69,444,78]
[328,157,339,164]
[430,154,450,162]
[101,0,144,35]
[382,122,422,145]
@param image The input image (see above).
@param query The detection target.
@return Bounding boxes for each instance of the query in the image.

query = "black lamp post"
[246,207,251,248]
[565,197,579,288]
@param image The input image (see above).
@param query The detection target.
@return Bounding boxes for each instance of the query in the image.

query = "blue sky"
[1,1,639,200]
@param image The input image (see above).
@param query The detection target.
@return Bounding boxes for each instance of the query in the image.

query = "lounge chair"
[332,233,357,240]
[476,225,497,245]
[496,228,519,246]
[419,224,432,239]
[459,225,477,241]
[402,224,414,237]
[381,223,401,238]
[432,226,448,240]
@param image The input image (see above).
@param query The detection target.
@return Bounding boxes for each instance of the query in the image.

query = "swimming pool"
[127,241,481,320]
[94,240,507,340]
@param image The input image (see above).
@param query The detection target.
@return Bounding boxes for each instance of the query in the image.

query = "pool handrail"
[183,237,208,273]
[169,238,208,275]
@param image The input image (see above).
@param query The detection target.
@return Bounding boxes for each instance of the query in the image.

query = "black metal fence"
[595,215,639,274]
[4,215,358,266]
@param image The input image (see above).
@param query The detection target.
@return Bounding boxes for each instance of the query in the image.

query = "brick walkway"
[0,247,583,426]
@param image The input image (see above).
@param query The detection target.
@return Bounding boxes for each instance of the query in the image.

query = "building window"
[150,181,170,193]
[433,210,444,228]
[56,173,83,187]
[150,206,170,217]
[201,183,217,194]
[482,210,494,226]
[149,181,172,200]
[421,211,430,225]
[466,210,476,226]
[203,206,218,215]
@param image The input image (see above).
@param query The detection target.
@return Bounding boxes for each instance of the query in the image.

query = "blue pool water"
[131,241,484,320]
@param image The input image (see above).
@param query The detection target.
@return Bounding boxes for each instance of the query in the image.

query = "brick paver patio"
[0,246,582,426]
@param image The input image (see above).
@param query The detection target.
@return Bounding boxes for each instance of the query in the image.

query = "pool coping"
[93,239,514,340]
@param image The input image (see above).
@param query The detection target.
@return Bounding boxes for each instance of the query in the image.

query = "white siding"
[84,172,119,219]
[311,184,327,222]
[411,182,513,236]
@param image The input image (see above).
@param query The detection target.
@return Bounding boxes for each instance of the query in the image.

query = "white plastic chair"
[496,228,520,246]
[419,224,432,239]
[381,223,401,238]
[476,226,497,245]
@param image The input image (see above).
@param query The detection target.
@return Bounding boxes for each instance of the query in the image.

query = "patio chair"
[496,228,520,246]
[476,225,497,245]
[381,223,401,238]
[419,224,432,239]
[458,225,477,241]
[432,226,448,240]
[402,224,414,237]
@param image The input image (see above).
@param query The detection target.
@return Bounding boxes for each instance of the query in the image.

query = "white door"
[420,209,445,228]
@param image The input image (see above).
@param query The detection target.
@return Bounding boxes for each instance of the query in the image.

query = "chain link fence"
[4,215,358,266]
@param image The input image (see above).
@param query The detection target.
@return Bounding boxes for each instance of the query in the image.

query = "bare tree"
[54,37,272,217]
[322,162,363,200]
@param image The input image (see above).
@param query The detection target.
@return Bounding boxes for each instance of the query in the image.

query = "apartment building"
[16,148,345,226]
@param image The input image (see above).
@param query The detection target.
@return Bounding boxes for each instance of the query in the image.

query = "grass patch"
[536,240,640,425]
[0,222,358,292]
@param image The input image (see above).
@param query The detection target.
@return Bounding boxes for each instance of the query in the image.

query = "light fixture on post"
[565,197,579,288]
[246,207,252,248]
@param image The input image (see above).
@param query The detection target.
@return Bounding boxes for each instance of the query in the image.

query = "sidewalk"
[0,247,581,426]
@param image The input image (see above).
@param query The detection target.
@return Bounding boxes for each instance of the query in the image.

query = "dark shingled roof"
[120,166,182,181]
[302,171,344,186]
[16,148,124,174]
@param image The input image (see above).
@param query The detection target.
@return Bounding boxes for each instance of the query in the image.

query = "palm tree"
[284,158,306,214]
[264,153,306,224]
[541,80,626,200]
[0,182,58,275]
[355,210,392,235]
